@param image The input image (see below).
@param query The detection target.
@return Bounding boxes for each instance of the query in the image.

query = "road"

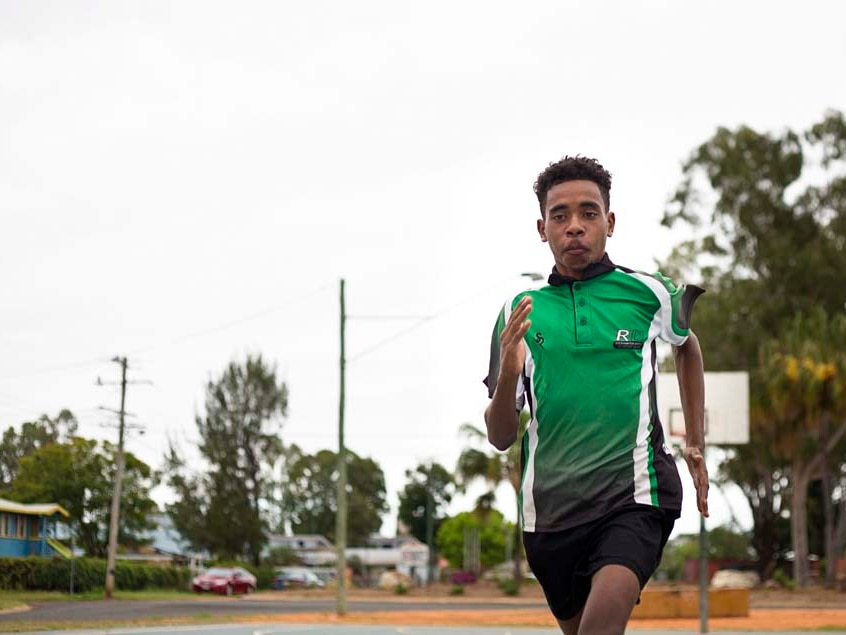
[0,597,548,625]
[3,597,846,635]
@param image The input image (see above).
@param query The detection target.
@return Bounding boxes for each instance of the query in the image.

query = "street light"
[521,272,545,281]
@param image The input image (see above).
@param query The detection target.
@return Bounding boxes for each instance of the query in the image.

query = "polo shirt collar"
[548,253,616,286]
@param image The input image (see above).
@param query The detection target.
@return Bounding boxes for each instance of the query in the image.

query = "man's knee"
[578,565,641,634]
[592,563,641,598]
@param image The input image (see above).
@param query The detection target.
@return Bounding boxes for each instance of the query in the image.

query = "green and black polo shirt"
[485,255,703,533]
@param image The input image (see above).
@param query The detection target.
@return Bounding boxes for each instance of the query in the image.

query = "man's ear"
[537,217,547,242]
[607,211,616,237]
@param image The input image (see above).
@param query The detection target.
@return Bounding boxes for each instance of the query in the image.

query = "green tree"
[658,525,754,581]
[0,410,78,490]
[662,111,846,586]
[396,462,455,544]
[5,437,158,556]
[166,355,288,564]
[436,508,511,571]
[282,447,388,545]
[456,411,529,583]
[755,310,846,585]
[264,545,302,567]
[717,452,791,581]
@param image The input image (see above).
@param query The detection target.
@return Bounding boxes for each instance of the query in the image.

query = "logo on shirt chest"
[613,329,645,349]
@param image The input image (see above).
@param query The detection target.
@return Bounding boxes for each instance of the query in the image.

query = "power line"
[0,356,111,382]
[347,279,511,363]
[128,282,334,357]
[0,284,335,383]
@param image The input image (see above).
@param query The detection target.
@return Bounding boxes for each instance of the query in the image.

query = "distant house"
[0,498,70,558]
[267,533,336,566]
[349,535,431,585]
[120,512,206,571]
[267,533,432,585]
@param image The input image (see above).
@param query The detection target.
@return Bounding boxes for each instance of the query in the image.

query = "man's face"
[537,179,615,279]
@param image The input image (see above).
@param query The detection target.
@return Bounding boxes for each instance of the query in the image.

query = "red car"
[191,566,257,595]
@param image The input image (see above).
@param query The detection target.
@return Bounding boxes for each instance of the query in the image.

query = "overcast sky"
[2,0,845,540]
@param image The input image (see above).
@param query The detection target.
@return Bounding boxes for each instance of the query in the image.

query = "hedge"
[0,557,192,592]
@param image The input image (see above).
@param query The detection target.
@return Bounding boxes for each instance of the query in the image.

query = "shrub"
[449,570,477,585]
[252,564,276,590]
[0,557,191,592]
[394,583,408,595]
[449,584,464,596]
[499,578,520,596]
[771,568,795,590]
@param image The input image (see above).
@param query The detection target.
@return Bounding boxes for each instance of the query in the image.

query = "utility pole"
[335,279,347,616]
[105,355,127,599]
[97,356,149,600]
[333,280,431,611]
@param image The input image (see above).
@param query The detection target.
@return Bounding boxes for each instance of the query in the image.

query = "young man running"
[484,155,709,635]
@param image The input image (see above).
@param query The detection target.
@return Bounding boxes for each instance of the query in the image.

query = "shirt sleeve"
[651,272,705,345]
[482,299,526,411]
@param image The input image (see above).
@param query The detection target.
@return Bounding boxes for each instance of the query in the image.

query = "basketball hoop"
[657,372,749,447]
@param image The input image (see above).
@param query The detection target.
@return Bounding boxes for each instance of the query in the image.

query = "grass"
[0,588,199,612]
[0,614,231,633]
[0,597,24,611]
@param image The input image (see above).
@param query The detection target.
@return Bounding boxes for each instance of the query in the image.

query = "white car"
[272,567,326,589]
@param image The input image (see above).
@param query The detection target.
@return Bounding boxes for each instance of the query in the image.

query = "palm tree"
[755,309,846,587]
[456,410,529,584]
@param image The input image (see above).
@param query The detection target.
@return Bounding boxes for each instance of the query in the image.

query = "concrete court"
[15,625,846,635]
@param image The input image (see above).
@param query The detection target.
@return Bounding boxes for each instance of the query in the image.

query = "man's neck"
[548,253,614,286]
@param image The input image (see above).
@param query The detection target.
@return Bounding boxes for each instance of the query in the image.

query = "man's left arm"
[672,330,709,517]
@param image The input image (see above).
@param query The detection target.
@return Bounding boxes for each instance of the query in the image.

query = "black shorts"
[523,505,677,621]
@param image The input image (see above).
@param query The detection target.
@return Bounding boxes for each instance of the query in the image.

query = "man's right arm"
[485,374,521,450]
[484,295,532,451]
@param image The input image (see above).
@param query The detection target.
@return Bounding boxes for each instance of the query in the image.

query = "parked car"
[271,566,326,590]
[192,566,257,595]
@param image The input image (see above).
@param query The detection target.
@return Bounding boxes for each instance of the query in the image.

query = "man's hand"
[498,296,532,381]
[484,295,532,451]
[683,446,709,517]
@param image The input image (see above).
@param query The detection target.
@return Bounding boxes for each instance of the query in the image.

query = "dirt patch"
[218,607,846,631]
[749,587,846,608]
[249,582,846,630]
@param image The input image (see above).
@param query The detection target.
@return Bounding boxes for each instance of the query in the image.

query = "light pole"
[336,278,347,616]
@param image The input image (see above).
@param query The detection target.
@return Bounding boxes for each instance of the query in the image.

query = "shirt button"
[580,317,587,326]
[578,299,586,307]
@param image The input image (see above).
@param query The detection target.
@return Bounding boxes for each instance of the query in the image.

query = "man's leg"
[556,611,582,635]
[576,564,640,635]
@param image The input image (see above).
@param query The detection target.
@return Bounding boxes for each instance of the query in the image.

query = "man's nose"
[565,219,585,235]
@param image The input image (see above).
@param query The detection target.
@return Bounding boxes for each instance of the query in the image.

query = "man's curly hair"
[533,155,612,216]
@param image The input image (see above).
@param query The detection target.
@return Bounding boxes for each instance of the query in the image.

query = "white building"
[266,533,434,585]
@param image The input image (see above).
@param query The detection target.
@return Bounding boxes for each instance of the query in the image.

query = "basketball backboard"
[656,371,749,446]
